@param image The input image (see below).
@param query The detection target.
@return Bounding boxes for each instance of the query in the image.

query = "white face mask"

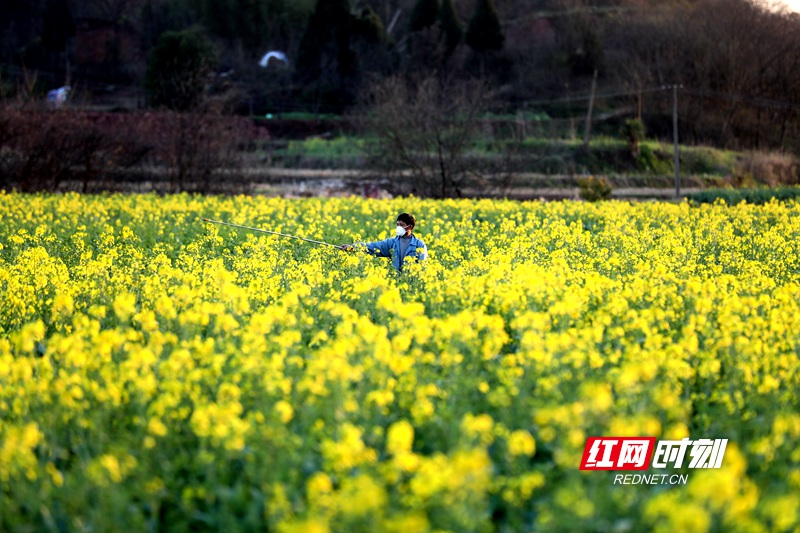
[395,225,407,237]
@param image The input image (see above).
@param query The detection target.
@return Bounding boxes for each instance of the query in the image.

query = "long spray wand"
[201,218,340,248]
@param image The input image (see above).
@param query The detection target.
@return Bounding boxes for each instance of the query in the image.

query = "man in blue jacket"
[340,213,428,271]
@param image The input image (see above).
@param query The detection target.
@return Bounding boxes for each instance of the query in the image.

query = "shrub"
[622,118,645,158]
[636,144,672,174]
[145,28,218,111]
[0,107,151,192]
[360,74,492,198]
[0,106,260,193]
[681,146,733,175]
[465,0,504,53]
[140,110,259,193]
[687,186,800,205]
[577,175,613,201]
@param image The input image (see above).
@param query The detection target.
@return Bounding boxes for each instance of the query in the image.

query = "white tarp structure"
[259,51,289,68]
[47,86,70,108]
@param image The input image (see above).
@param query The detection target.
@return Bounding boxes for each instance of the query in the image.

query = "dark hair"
[396,213,416,227]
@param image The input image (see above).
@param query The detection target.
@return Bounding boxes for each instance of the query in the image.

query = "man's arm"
[361,238,393,258]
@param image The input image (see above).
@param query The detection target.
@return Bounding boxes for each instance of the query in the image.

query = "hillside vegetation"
[2,0,800,154]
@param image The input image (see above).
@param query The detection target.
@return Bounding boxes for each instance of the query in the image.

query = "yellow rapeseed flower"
[386,420,414,455]
[507,430,536,457]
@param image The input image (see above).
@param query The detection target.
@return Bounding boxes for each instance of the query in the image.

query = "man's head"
[396,213,415,236]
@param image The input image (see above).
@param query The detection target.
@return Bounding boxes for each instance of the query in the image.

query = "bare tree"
[358,73,497,198]
[139,107,250,194]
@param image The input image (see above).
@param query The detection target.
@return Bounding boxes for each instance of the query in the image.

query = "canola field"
[1,192,799,532]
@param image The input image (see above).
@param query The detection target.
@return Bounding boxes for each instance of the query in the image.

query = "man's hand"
[339,244,355,252]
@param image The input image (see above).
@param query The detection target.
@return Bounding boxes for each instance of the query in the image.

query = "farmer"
[339,213,428,271]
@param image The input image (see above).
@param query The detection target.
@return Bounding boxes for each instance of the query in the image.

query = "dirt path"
[56,167,704,200]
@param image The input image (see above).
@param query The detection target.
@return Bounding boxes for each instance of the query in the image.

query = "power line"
[501,6,635,28]
[515,85,666,107]
[513,84,800,113]
[683,88,800,111]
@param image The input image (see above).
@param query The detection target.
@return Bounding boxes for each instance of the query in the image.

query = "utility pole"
[637,87,642,121]
[672,84,682,197]
[565,82,575,140]
[583,69,599,150]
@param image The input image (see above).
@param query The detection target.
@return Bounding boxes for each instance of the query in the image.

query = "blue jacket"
[360,234,428,271]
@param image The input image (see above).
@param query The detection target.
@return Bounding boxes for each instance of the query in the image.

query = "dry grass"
[732,150,799,187]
